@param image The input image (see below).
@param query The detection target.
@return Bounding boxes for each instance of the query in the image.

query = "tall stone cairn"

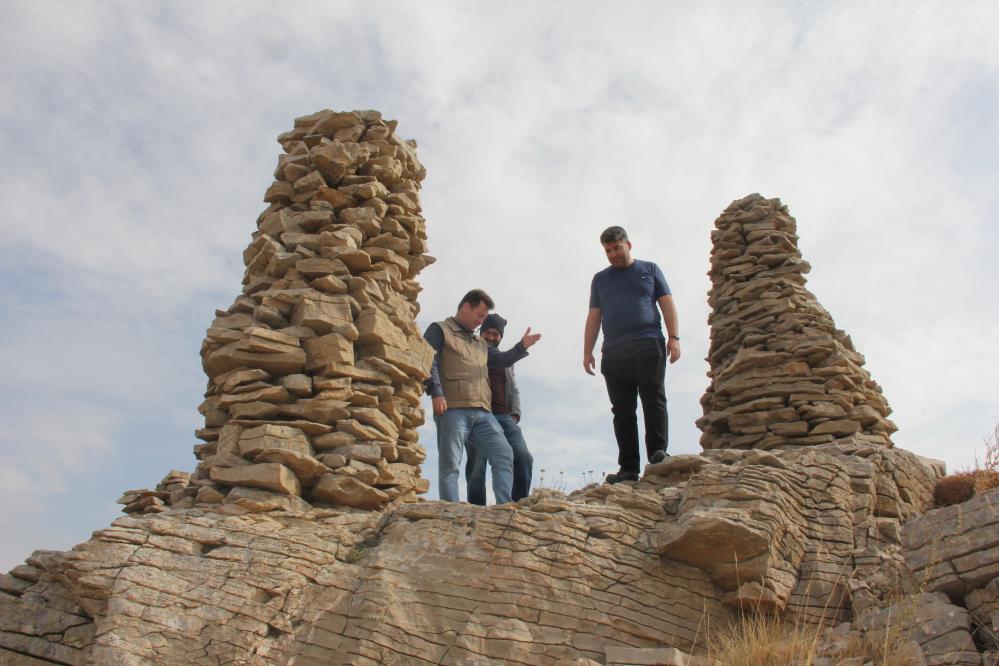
[697,193,897,451]
[182,109,435,513]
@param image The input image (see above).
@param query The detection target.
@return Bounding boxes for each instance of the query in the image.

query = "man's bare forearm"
[658,295,679,338]
[583,308,602,355]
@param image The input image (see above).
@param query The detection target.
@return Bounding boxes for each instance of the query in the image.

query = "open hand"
[521,327,541,349]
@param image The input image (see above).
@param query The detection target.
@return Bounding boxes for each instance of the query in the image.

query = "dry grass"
[704,604,924,666]
[933,423,999,507]
[706,611,823,666]
[832,604,923,666]
[703,561,927,666]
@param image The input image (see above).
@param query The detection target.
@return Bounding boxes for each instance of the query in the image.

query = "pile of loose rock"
[174,109,436,513]
[697,194,896,451]
[116,470,191,515]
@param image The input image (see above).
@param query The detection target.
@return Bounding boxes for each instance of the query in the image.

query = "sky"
[1,1,997,572]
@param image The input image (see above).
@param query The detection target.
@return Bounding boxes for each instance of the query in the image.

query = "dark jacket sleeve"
[487,341,528,368]
[422,323,445,398]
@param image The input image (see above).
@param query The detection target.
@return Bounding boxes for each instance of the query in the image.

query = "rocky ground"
[6,444,995,665]
[2,118,996,664]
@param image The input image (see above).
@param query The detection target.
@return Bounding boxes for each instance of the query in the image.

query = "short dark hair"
[458,288,494,311]
[600,226,629,244]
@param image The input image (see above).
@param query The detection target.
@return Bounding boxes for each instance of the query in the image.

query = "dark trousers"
[465,414,533,506]
[601,338,668,474]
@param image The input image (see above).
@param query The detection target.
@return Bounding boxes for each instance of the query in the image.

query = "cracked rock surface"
[1,444,946,664]
[0,137,989,664]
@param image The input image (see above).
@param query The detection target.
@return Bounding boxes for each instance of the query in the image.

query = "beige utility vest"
[437,317,491,411]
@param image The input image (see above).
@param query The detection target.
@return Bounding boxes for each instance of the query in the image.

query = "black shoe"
[605,470,639,484]
[650,450,670,464]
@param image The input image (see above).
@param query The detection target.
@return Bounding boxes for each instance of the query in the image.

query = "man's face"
[481,328,502,347]
[602,239,633,268]
[457,302,490,330]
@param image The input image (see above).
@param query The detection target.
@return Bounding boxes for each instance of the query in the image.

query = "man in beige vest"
[423,289,541,503]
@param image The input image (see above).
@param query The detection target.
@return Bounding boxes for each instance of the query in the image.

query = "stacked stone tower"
[697,194,896,451]
[134,110,436,514]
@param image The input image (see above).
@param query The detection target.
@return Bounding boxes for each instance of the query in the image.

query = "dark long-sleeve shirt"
[422,320,528,399]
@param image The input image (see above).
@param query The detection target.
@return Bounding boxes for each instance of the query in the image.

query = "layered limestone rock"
[1,443,948,665]
[654,444,939,619]
[136,109,435,516]
[901,486,999,658]
[698,194,897,452]
[812,488,999,666]
[3,177,990,664]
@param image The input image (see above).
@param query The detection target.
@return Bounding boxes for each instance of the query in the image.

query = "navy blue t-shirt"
[589,259,671,351]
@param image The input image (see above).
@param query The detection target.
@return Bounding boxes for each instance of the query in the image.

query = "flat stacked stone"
[189,109,435,512]
[697,193,896,452]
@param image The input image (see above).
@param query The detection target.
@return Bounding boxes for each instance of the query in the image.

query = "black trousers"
[600,338,668,474]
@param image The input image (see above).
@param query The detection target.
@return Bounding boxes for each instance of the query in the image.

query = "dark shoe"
[605,470,639,484]
[649,450,670,464]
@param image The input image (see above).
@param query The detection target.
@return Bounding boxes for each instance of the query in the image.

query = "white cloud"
[1,1,997,571]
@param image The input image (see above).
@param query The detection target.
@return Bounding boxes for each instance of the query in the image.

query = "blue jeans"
[465,414,533,505]
[434,408,514,504]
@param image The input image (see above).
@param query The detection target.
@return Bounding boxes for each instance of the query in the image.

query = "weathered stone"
[903,487,999,597]
[223,487,312,513]
[320,246,372,272]
[312,431,357,451]
[280,397,350,423]
[358,339,434,379]
[203,342,306,377]
[218,368,271,393]
[281,373,312,397]
[396,442,427,465]
[331,443,383,465]
[311,474,389,509]
[810,419,862,437]
[303,333,354,367]
[195,485,226,504]
[336,419,385,441]
[315,453,348,469]
[605,646,718,666]
[857,592,980,666]
[228,400,281,419]
[355,308,408,348]
[658,508,771,590]
[238,424,311,456]
[291,296,353,335]
[216,385,292,409]
[349,407,399,440]
[210,463,302,496]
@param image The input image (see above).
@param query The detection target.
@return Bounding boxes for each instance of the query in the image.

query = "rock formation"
[118,109,436,518]
[698,194,896,452]
[0,445,958,665]
[2,132,995,665]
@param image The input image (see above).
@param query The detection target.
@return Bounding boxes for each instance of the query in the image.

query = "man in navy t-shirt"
[583,226,681,484]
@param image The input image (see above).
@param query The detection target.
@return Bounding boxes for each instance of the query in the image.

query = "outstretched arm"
[583,308,601,375]
[488,328,541,368]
